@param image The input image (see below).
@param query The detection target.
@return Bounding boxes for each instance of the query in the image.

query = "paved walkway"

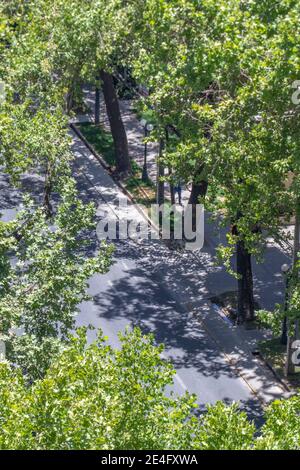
[77,85,292,308]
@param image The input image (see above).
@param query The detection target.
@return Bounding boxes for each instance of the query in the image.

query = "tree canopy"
[0,327,300,450]
[1,0,300,451]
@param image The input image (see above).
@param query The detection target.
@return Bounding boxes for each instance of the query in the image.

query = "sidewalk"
[155,249,292,405]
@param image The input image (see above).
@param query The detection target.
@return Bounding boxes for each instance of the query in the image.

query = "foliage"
[0,178,113,381]
[0,0,114,382]
[131,0,300,277]
[0,327,300,450]
[2,0,300,451]
[256,396,300,450]
[79,123,115,167]
[257,306,284,337]
[0,328,198,450]
[195,402,255,450]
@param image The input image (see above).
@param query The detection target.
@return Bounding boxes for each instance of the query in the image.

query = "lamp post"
[140,119,154,182]
[281,263,291,345]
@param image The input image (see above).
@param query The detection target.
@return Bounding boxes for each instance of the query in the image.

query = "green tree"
[0,0,114,381]
[0,328,198,450]
[1,326,300,450]
[0,177,113,381]
[13,0,133,174]
[130,0,300,322]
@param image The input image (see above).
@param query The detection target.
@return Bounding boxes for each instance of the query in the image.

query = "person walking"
[174,180,182,205]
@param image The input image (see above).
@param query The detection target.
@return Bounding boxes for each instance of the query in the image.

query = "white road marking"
[174,372,188,392]
[122,260,129,270]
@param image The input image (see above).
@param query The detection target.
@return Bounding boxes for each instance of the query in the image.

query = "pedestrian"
[174,180,182,205]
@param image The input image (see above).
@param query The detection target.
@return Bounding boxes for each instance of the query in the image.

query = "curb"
[258,350,292,393]
[70,122,160,235]
[209,298,292,395]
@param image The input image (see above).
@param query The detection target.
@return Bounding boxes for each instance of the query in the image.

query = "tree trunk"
[43,161,53,218]
[170,180,175,206]
[66,88,74,114]
[285,204,300,375]
[100,70,131,174]
[95,84,100,125]
[188,180,208,232]
[188,180,208,204]
[293,206,300,267]
[66,74,80,114]
[165,129,175,206]
[236,238,255,322]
